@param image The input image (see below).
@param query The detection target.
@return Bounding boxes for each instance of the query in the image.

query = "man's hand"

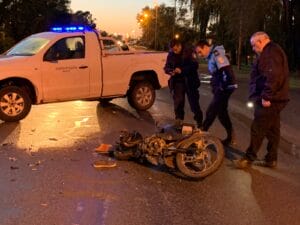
[262,99,271,107]
[170,71,175,76]
[174,68,182,74]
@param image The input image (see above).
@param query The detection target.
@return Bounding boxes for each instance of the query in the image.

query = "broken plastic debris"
[93,160,116,169]
[2,142,13,146]
[9,157,17,162]
[95,144,112,153]
[49,138,58,141]
[10,166,19,170]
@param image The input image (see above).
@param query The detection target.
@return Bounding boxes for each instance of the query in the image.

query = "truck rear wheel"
[0,86,32,122]
[127,81,155,111]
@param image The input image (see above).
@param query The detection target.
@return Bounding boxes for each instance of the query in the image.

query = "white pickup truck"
[0,26,168,122]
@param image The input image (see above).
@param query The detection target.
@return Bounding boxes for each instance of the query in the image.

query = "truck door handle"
[79,66,88,69]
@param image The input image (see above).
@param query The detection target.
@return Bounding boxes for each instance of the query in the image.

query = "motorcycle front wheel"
[176,133,224,179]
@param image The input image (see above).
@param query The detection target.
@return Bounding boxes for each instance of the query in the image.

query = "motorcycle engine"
[139,135,166,156]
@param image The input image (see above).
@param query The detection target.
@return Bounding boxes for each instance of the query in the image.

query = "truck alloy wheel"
[0,86,32,122]
[128,81,155,111]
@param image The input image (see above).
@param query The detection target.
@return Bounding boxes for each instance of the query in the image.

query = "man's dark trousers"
[245,102,285,162]
[203,89,233,133]
[186,85,203,125]
[172,80,186,120]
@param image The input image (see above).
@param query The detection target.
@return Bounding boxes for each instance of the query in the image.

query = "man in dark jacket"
[195,40,238,145]
[234,32,289,168]
[164,39,203,128]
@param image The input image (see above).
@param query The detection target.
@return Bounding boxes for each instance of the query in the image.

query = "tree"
[71,10,96,27]
[0,0,98,52]
[294,0,300,75]
[137,4,195,50]
[0,0,71,48]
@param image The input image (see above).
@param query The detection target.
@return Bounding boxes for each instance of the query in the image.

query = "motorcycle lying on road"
[113,124,224,179]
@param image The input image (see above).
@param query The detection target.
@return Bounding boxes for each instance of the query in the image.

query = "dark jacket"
[164,50,185,91]
[249,41,289,103]
[164,51,184,81]
[181,57,200,89]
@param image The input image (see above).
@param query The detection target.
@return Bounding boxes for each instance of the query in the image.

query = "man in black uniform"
[195,40,238,145]
[234,32,289,168]
[164,40,203,128]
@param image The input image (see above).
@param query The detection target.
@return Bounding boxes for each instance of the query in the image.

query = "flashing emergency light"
[50,26,88,32]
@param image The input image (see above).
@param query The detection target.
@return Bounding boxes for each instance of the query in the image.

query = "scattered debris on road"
[9,157,17,162]
[10,166,19,170]
[95,143,112,154]
[49,138,58,141]
[93,159,116,169]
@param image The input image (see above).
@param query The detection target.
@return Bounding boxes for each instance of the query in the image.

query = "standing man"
[234,32,289,168]
[164,39,203,128]
[195,40,238,145]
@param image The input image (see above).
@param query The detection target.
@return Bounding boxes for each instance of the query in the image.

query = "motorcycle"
[113,124,224,179]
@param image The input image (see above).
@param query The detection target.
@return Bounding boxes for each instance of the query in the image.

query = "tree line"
[0,0,298,74]
[0,0,95,52]
[138,0,300,74]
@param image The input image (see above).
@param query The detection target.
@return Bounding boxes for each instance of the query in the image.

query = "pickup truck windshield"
[6,37,50,56]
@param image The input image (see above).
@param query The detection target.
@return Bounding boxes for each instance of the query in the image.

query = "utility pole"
[173,0,176,37]
[154,4,158,49]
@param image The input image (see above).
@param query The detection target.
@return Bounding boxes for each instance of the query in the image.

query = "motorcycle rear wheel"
[176,133,224,179]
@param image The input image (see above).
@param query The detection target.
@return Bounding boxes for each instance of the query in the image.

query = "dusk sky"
[70,0,172,37]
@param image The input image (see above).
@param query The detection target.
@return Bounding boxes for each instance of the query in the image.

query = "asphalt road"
[0,82,300,225]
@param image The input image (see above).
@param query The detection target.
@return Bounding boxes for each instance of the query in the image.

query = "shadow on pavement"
[97,102,156,129]
[0,121,20,145]
[224,145,245,161]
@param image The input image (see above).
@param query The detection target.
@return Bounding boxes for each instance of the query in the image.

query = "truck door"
[101,39,133,96]
[41,36,90,101]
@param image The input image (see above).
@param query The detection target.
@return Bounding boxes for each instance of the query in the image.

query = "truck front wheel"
[127,81,155,111]
[0,86,32,122]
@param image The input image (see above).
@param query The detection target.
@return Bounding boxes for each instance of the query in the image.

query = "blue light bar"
[51,26,88,32]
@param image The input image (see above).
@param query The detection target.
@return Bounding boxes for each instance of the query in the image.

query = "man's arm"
[164,53,175,76]
[260,48,284,102]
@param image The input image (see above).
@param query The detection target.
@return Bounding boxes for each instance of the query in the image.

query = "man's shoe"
[222,138,237,147]
[174,119,183,127]
[253,160,277,168]
[197,123,203,130]
[232,158,252,169]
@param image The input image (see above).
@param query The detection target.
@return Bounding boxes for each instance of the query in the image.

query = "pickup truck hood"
[0,55,35,79]
[0,55,30,66]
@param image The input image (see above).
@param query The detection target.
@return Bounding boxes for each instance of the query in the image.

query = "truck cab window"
[44,37,85,61]
[102,39,120,53]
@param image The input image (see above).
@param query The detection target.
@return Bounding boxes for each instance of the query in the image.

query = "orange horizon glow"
[70,0,170,37]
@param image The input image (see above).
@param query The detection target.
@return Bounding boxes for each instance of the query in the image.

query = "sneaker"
[253,160,277,168]
[232,158,252,169]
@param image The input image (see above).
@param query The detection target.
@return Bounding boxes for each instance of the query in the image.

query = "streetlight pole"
[154,4,158,49]
[173,0,176,37]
